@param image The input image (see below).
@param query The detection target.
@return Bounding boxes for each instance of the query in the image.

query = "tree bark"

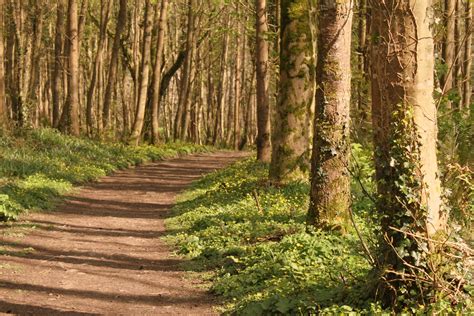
[454,0,464,105]
[233,12,243,150]
[442,0,455,103]
[255,0,272,162]
[52,0,66,128]
[150,0,169,144]
[60,0,80,136]
[26,0,43,124]
[269,0,314,183]
[0,0,7,128]
[356,0,368,127]
[212,23,229,145]
[177,0,196,141]
[86,0,111,137]
[307,0,353,231]
[5,1,23,127]
[102,0,127,131]
[370,0,444,301]
[129,0,153,145]
[463,0,472,111]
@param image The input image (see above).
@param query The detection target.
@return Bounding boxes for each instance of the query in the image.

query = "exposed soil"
[0,151,249,315]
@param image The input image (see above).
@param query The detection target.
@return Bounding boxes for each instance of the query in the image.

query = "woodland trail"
[0,151,249,316]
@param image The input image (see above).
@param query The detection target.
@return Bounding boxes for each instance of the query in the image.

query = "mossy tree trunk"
[307,0,353,231]
[269,0,315,183]
[370,0,445,302]
[255,0,272,162]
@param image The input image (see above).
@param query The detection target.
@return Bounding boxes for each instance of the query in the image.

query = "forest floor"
[0,151,249,315]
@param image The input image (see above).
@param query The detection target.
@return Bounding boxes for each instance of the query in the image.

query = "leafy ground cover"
[166,145,472,315]
[165,149,377,314]
[0,128,211,220]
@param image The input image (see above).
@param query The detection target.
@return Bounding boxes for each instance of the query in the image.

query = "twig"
[349,205,377,266]
[251,189,263,214]
[388,226,473,255]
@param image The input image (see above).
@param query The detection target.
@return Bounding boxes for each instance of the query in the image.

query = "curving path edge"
[0,151,249,315]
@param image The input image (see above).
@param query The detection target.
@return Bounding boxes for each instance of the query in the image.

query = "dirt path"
[0,151,248,316]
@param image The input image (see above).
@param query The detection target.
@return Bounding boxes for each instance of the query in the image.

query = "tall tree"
[255,0,272,162]
[212,18,229,145]
[60,0,80,136]
[442,0,455,103]
[26,0,44,121]
[307,0,353,230]
[5,1,23,126]
[151,0,169,144]
[0,0,7,128]
[370,0,444,302]
[463,0,472,110]
[52,0,66,128]
[176,0,196,140]
[269,0,314,183]
[102,0,127,132]
[129,0,153,145]
[233,8,243,150]
[86,0,111,137]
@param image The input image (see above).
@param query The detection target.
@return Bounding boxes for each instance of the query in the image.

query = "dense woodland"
[0,0,473,314]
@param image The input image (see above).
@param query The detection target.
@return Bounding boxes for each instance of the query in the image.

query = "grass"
[165,148,472,315]
[0,128,211,220]
[165,155,378,314]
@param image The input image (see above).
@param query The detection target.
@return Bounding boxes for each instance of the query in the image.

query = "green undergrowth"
[166,145,472,315]
[0,128,211,220]
[165,147,381,315]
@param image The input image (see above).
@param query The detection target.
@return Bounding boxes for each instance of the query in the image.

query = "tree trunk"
[370,0,444,302]
[0,0,7,128]
[178,0,196,141]
[442,0,455,102]
[129,0,153,145]
[233,14,243,150]
[240,69,255,150]
[61,0,80,136]
[356,0,368,130]
[225,61,234,146]
[86,0,111,137]
[6,1,23,127]
[27,0,43,124]
[307,0,353,231]
[205,42,214,143]
[52,0,66,128]
[103,0,127,131]
[212,25,229,145]
[454,0,464,106]
[269,0,314,183]
[255,0,272,162]
[173,0,195,141]
[463,0,472,111]
[151,0,169,144]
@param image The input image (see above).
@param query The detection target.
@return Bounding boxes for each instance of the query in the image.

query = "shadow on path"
[0,151,249,315]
